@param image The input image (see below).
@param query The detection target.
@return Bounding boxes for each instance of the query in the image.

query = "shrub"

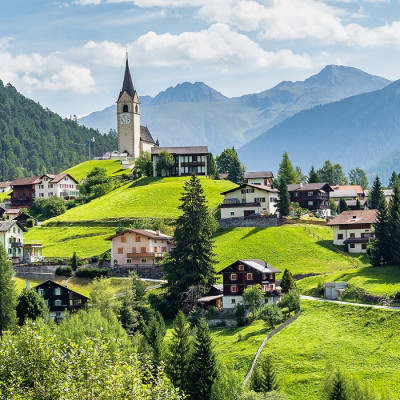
[75,267,109,279]
[90,255,100,264]
[187,307,203,327]
[233,303,248,327]
[55,266,73,277]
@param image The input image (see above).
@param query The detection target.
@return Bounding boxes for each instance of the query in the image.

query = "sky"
[1,0,400,118]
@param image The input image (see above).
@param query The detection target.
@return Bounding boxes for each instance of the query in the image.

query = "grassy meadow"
[261,301,400,400]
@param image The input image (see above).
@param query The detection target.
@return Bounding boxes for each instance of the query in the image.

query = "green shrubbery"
[75,267,109,279]
[55,266,73,277]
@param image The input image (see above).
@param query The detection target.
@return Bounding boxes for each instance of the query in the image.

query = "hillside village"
[1,56,400,400]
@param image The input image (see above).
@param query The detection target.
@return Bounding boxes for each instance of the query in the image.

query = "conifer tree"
[146,316,165,366]
[326,371,349,400]
[163,174,216,310]
[388,171,399,188]
[227,156,244,185]
[308,166,319,183]
[258,356,279,392]
[355,199,361,210]
[167,311,193,392]
[368,176,385,209]
[277,178,290,217]
[338,198,349,214]
[280,269,296,293]
[388,182,400,265]
[0,244,16,338]
[277,152,297,184]
[188,318,217,400]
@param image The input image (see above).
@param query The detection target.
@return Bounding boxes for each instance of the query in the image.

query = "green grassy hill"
[64,159,131,182]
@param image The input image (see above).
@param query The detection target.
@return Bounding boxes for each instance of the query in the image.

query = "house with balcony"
[106,229,175,267]
[32,280,88,321]
[220,183,279,218]
[0,220,26,263]
[151,146,209,177]
[326,209,376,253]
[288,183,333,216]
[220,259,281,309]
[243,171,274,187]
[35,173,79,199]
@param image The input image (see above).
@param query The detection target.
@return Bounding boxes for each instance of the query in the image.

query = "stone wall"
[112,265,164,279]
[219,216,278,229]
[13,265,59,281]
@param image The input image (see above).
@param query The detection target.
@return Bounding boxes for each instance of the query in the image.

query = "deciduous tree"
[349,167,368,189]
[242,284,265,315]
[16,288,47,326]
[156,150,175,176]
[134,151,153,177]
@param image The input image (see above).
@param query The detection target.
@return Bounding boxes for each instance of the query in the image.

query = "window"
[126,259,132,264]
[230,211,235,216]
[162,246,167,252]
[231,299,236,304]
[123,104,128,112]
[230,273,237,281]
[39,193,44,197]
[230,285,238,293]
[337,234,343,240]
[254,197,266,203]
[361,244,367,250]
[141,246,146,253]
[308,192,314,196]
[48,184,53,188]
[153,246,157,252]
[350,244,355,248]
[308,201,313,206]
[121,236,127,243]
[238,264,244,271]
[117,247,123,254]
[44,300,49,306]
[262,273,267,280]
[263,285,269,292]
[270,197,277,203]
[48,192,53,197]
[54,300,62,306]
[70,300,73,305]
[246,273,253,280]
[241,189,246,194]
[135,236,141,242]
[54,288,61,295]
[38,289,44,296]
[77,299,82,304]
[131,247,136,253]
[294,192,299,197]
[140,258,147,263]
[39,184,44,189]
[246,188,255,193]
[350,233,355,238]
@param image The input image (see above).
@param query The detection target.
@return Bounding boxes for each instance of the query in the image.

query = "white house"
[35,174,79,199]
[0,220,26,263]
[326,209,376,253]
[243,171,274,187]
[0,181,11,193]
[220,183,279,218]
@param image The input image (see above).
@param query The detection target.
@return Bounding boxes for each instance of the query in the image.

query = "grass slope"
[47,176,236,223]
[64,159,130,182]
[0,190,11,202]
[213,226,365,275]
[262,301,400,399]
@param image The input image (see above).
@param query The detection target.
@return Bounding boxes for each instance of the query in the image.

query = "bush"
[187,307,203,327]
[233,303,248,327]
[75,267,109,279]
[55,266,73,277]
[147,293,176,319]
[90,255,100,264]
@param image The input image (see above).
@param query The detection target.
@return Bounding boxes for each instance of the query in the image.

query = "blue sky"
[1,0,400,117]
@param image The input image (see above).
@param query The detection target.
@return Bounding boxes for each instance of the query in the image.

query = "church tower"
[117,54,140,158]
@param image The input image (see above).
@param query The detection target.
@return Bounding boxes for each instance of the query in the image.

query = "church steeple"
[118,54,135,100]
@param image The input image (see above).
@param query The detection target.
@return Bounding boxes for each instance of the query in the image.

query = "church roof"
[118,58,136,101]
[140,126,155,144]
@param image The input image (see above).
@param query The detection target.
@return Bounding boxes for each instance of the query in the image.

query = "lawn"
[0,190,11,202]
[262,301,400,399]
[46,176,236,223]
[24,226,116,258]
[213,225,366,276]
[64,159,131,182]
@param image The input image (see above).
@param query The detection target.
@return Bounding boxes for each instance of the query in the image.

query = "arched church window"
[135,105,138,113]
[123,105,128,112]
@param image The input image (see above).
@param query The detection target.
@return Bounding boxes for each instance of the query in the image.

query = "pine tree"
[207,153,218,179]
[0,244,16,338]
[227,156,243,185]
[188,318,217,400]
[308,166,319,183]
[167,311,193,392]
[70,252,78,271]
[355,199,361,210]
[388,182,400,265]
[280,269,296,293]
[163,174,216,310]
[326,371,350,400]
[146,316,165,366]
[338,198,349,214]
[277,178,290,217]
[277,152,297,184]
[388,171,399,188]
[368,176,385,209]
[259,356,279,392]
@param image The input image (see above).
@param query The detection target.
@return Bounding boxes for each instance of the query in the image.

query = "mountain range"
[79,65,391,156]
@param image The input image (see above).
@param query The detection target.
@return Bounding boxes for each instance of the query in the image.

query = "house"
[220,259,281,309]
[243,171,274,187]
[0,181,11,193]
[0,220,26,263]
[332,185,365,199]
[324,282,347,300]
[151,146,209,177]
[35,173,79,199]
[195,284,223,310]
[326,209,376,253]
[330,185,367,210]
[364,189,394,206]
[23,241,43,263]
[106,229,175,267]
[220,183,279,218]
[288,183,333,216]
[4,208,21,220]
[32,280,89,321]
[9,176,41,208]
[12,212,37,228]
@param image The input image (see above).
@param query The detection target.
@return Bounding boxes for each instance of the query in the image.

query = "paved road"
[301,295,400,311]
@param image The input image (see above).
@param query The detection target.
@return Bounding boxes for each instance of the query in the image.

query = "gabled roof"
[151,146,209,155]
[326,209,377,226]
[330,189,358,198]
[220,259,281,274]
[118,58,136,101]
[140,126,155,144]
[105,228,173,241]
[32,279,89,299]
[10,176,41,186]
[39,173,79,184]
[0,220,26,232]
[221,183,278,195]
[332,185,364,194]
[288,183,334,193]
[244,171,274,179]
[0,181,11,188]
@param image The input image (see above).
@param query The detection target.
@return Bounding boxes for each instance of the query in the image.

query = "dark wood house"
[9,176,40,208]
[220,259,281,309]
[288,183,333,216]
[32,280,89,321]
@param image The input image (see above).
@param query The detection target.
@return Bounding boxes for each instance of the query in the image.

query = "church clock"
[120,113,130,124]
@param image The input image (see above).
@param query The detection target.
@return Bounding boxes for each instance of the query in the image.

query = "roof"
[151,146,209,155]
[118,58,136,100]
[220,259,281,274]
[221,183,278,195]
[6,209,20,214]
[32,280,89,299]
[244,171,273,179]
[0,181,10,188]
[332,185,364,194]
[287,183,334,192]
[140,126,155,144]
[364,189,394,197]
[326,210,377,226]
[345,199,367,207]
[330,189,358,198]
[39,173,79,184]
[106,229,173,241]
[343,237,370,244]
[197,294,223,303]
[0,220,26,232]
[10,176,41,186]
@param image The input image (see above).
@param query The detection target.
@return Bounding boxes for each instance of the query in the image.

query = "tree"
[242,284,265,315]
[280,269,296,293]
[308,166,320,183]
[348,168,368,189]
[258,303,282,329]
[146,315,165,366]
[188,318,217,400]
[207,153,218,179]
[134,151,153,177]
[277,152,297,184]
[0,244,16,337]
[70,252,78,271]
[276,178,290,217]
[156,150,175,176]
[89,277,121,317]
[227,155,244,185]
[325,370,350,400]
[16,288,47,326]
[388,171,399,189]
[216,148,244,184]
[167,311,193,392]
[368,176,385,209]
[163,174,216,310]
[317,161,348,186]
[251,355,279,393]
[78,167,114,199]
[295,166,307,184]
[330,198,338,215]
[388,182,400,265]
[30,196,66,219]
[355,199,361,210]
[278,290,300,315]
[233,302,248,327]
[338,198,349,214]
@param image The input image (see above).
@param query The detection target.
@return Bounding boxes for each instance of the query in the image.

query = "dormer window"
[238,264,244,271]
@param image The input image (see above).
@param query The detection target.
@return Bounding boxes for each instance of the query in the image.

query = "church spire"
[119,54,136,100]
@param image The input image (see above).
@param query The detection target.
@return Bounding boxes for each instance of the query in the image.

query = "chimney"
[300,182,303,188]
[25,280,30,290]
[64,279,68,288]
[156,230,160,236]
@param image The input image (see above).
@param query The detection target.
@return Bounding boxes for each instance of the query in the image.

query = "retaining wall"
[219,217,278,228]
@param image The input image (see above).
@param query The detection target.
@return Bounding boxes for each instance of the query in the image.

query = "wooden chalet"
[220,259,281,309]
[9,176,40,208]
[32,280,89,321]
